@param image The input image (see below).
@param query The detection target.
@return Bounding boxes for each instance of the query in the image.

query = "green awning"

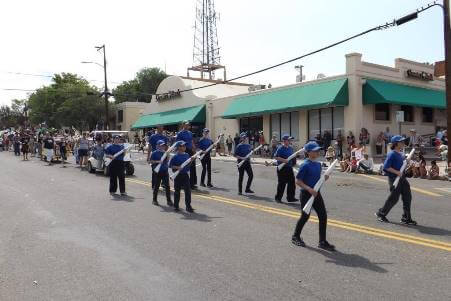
[222,78,348,119]
[131,105,205,129]
[363,78,445,109]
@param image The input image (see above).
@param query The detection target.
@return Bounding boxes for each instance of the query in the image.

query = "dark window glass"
[422,107,433,123]
[401,105,414,122]
[118,110,123,123]
[375,103,390,121]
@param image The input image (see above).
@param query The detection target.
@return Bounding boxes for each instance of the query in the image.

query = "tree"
[113,67,167,104]
[27,73,103,131]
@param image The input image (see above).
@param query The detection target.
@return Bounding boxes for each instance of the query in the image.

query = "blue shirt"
[198,137,213,152]
[383,151,404,179]
[169,152,191,174]
[150,150,169,173]
[176,130,193,149]
[274,145,294,167]
[234,143,252,159]
[296,159,321,190]
[149,133,168,151]
[105,144,124,161]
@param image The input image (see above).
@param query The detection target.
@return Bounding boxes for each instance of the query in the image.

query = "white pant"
[46,149,53,162]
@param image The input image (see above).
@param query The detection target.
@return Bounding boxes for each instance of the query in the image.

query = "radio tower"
[187,0,226,80]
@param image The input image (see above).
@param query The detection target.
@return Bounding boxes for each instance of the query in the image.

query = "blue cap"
[203,128,210,133]
[175,140,186,147]
[304,141,322,152]
[282,134,290,140]
[390,135,406,144]
[157,139,166,146]
[240,132,247,138]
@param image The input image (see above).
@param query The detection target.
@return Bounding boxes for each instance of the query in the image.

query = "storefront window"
[422,107,433,123]
[308,107,344,141]
[401,105,414,122]
[333,107,344,138]
[270,111,299,140]
[270,114,280,140]
[240,116,263,138]
[308,110,320,140]
[375,103,390,121]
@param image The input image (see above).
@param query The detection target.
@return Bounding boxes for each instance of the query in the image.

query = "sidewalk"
[210,154,450,177]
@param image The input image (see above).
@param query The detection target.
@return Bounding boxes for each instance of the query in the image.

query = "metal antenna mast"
[188,0,226,80]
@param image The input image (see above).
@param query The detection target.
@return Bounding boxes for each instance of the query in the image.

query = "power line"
[1,2,441,100]
[0,71,123,85]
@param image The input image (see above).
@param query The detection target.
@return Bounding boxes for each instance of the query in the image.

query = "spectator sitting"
[429,160,441,180]
[439,144,448,161]
[347,156,357,173]
[378,157,387,176]
[357,154,374,174]
[325,146,335,163]
[340,153,350,172]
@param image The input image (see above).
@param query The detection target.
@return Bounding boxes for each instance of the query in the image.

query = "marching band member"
[375,135,417,225]
[147,125,168,188]
[274,134,298,203]
[234,132,254,195]
[198,128,214,188]
[105,135,127,196]
[169,141,195,212]
[176,120,197,190]
[150,140,173,207]
[292,141,335,251]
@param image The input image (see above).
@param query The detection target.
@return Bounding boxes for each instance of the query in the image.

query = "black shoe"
[174,206,180,212]
[167,200,174,207]
[400,217,417,225]
[207,183,213,188]
[291,236,306,247]
[200,183,206,187]
[245,189,254,194]
[152,200,159,206]
[191,185,198,190]
[318,240,336,251]
[275,198,282,203]
[186,206,195,213]
[375,212,389,223]
[121,192,127,197]
[287,198,299,203]
[238,191,243,195]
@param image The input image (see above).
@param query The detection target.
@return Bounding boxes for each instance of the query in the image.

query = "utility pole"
[444,0,451,166]
[295,65,304,82]
[95,45,109,130]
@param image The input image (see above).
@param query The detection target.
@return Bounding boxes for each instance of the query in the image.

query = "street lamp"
[81,44,110,130]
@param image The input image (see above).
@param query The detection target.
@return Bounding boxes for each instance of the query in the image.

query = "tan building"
[133,53,446,154]
[114,102,147,140]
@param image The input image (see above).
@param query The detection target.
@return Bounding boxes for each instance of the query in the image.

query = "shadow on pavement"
[111,194,136,202]
[305,246,390,273]
[391,222,451,237]
[245,194,274,202]
[158,205,222,223]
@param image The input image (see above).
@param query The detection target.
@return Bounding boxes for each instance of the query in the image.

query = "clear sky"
[0,0,445,106]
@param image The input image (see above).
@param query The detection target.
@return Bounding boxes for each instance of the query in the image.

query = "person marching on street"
[42,133,55,166]
[274,134,298,203]
[105,135,127,196]
[149,140,173,207]
[169,141,195,213]
[234,132,254,195]
[147,125,168,188]
[21,133,30,161]
[292,141,335,251]
[198,128,214,188]
[176,121,197,190]
[375,135,417,225]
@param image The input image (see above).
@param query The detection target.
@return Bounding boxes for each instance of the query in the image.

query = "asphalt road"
[1,150,450,301]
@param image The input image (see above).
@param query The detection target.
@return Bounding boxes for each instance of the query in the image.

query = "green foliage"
[27,73,103,130]
[113,67,167,103]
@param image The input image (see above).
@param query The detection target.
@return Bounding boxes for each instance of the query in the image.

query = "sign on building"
[395,111,404,123]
